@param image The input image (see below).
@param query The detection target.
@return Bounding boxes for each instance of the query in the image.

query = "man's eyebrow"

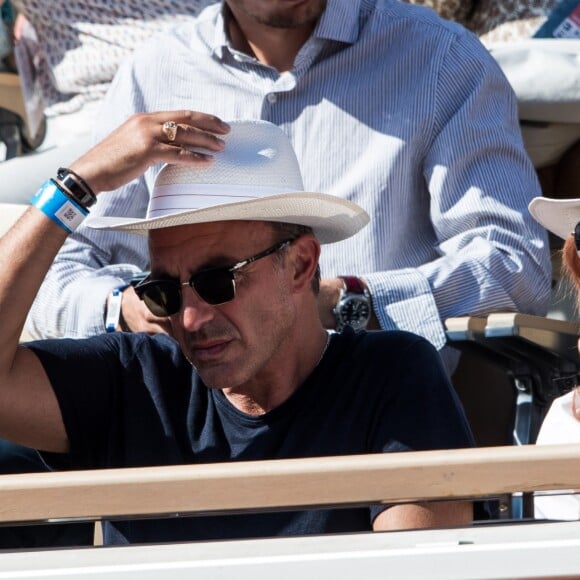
[150,254,241,279]
[199,254,239,268]
[148,269,176,280]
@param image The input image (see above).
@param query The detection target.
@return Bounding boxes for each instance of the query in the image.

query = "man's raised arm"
[0,111,229,452]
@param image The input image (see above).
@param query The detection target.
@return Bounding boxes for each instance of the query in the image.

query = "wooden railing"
[0,444,579,524]
[0,444,579,579]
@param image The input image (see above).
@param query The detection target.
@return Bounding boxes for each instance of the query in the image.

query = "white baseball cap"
[529,196,580,241]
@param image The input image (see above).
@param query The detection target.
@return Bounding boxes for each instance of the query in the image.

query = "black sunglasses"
[134,238,294,316]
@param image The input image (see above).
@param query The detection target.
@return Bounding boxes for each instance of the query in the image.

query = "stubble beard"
[188,300,295,392]
[228,0,327,30]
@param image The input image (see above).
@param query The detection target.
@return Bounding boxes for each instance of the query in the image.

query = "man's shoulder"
[361,0,482,52]
[26,332,183,366]
[366,0,466,35]
[331,329,448,381]
[334,328,436,358]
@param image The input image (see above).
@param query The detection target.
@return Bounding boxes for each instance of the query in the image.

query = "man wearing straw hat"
[0,113,473,544]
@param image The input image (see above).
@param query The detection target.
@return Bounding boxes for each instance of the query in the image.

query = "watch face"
[341,295,370,330]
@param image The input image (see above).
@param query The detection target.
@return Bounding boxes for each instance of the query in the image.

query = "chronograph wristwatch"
[333,276,371,333]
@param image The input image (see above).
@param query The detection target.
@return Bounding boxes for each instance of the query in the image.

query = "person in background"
[25,0,551,361]
[529,195,580,521]
[0,114,475,545]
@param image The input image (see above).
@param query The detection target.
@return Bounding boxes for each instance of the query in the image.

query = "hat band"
[147,183,299,218]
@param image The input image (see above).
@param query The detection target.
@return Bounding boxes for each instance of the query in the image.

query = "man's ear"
[290,235,320,292]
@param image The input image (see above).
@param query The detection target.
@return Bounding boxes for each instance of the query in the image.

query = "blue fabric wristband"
[30,179,89,234]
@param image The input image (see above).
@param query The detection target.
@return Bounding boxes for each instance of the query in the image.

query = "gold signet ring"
[162,121,178,142]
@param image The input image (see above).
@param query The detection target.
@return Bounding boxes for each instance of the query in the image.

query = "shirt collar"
[211,4,229,59]
[314,0,362,44]
[211,0,362,58]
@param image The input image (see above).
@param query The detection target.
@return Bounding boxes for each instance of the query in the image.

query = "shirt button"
[266,93,278,104]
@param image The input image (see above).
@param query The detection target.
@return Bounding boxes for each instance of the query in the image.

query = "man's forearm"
[373,501,473,531]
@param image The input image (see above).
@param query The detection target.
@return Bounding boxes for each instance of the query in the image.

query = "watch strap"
[339,275,366,295]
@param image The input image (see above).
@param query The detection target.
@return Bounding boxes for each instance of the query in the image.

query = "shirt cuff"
[364,269,447,349]
[71,275,134,337]
[26,268,140,339]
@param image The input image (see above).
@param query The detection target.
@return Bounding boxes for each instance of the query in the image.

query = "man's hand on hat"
[68,111,231,195]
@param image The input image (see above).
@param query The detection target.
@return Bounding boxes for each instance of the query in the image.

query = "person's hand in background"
[117,285,172,335]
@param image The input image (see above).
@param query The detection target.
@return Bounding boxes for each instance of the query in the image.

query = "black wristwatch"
[333,276,371,332]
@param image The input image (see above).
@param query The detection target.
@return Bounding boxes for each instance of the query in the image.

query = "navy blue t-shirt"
[28,328,473,544]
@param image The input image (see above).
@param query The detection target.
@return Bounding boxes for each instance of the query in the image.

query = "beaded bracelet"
[30,179,88,234]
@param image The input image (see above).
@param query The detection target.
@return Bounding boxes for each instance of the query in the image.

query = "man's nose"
[178,286,216,331]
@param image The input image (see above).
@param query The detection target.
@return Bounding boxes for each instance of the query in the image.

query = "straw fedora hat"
[87,120,369,244]
[528,196,580,241]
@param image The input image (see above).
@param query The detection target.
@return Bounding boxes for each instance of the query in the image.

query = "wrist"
[30,179,89,234]
[56,167,97,210]
[332,276,372,332]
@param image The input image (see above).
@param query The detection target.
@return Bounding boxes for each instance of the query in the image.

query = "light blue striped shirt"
[27,0,551,350]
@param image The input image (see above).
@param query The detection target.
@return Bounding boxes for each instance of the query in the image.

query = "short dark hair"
[270,222,321,294]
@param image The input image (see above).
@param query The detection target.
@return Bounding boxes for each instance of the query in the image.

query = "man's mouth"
[191,339,231,361]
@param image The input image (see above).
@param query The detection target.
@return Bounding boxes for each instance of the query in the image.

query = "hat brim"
[86,192,369,244]
[528,196,580,241]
